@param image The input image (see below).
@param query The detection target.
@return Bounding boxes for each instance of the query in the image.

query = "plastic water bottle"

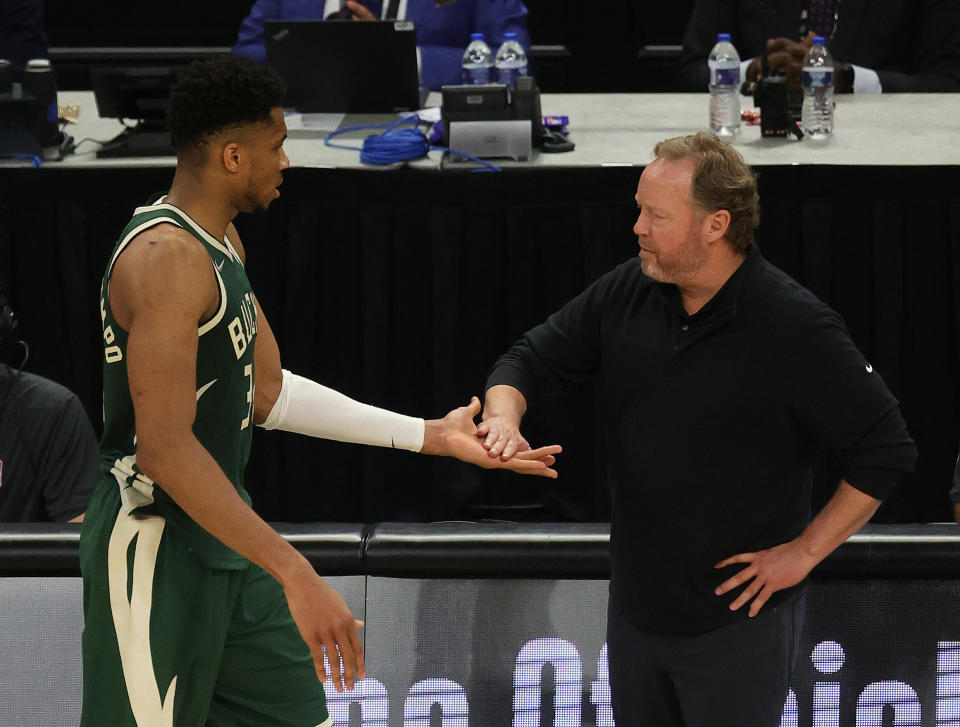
[461,33,494,84]
[494,32,527,89]
[21,59,58,146]
[708,33,740,137]
[801,36,834,140]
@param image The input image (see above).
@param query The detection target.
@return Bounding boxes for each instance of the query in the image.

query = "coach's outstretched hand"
[423,397,561,478]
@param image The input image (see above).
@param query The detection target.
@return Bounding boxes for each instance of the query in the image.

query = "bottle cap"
[504,32,517,40]
[0,59,10,96]
[717,33,731,42]
[26,58,52,70]
[470,32,483,41]
[812,36,826,45]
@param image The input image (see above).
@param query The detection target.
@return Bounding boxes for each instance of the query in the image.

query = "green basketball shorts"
[79,483,330,727]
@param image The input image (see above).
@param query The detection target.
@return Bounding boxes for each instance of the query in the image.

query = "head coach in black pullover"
[480,132,917,727]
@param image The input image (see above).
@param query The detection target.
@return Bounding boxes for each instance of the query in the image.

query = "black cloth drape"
[0,165,956,523]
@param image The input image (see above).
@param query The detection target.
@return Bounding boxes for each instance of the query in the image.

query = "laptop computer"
[264,20,421,113]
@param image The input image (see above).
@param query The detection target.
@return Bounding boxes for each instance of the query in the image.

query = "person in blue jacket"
[232,0,530,91]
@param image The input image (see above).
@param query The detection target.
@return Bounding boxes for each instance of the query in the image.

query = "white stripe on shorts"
[107,508,176,727]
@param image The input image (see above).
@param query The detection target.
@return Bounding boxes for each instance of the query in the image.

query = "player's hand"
[476,414,530,461]
[283,565,365,691]
[425,397,561,477]
[344,1,376,20]
[746,33,814,88]
[713,540,818,617]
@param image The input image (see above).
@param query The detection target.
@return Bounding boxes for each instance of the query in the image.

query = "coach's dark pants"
[607,594,805,727]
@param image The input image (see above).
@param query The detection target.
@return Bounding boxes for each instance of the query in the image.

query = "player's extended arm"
[248,294,559,476]
[116,229,363,691]
[713,481,880,617]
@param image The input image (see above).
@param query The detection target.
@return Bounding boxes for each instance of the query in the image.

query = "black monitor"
[91,66,178,158]
[264,20,422,113]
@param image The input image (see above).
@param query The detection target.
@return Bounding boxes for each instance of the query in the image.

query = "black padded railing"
[2,522,960,578]
[362,522,611,578]
[0,522,366,577]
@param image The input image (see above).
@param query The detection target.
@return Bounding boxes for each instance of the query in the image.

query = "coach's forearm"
[795,480,880,563]
[482,384,527,424]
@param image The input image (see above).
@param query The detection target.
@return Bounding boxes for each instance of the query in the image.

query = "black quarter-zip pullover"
[487,246,917,634]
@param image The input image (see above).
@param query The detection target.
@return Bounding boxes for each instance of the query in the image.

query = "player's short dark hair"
[168,56,286,151]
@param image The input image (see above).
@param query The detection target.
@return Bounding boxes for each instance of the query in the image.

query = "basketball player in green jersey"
[79,56,560,727]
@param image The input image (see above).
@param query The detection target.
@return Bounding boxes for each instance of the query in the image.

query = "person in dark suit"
[678,0,960,93]
[232,0,530,91]
[0,0,47,76]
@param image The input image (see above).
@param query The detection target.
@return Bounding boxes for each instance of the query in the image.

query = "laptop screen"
[264,20,420,113]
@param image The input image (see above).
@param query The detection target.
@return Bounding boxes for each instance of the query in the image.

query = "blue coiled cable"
[324,114,501,172]
[12,154,42,168]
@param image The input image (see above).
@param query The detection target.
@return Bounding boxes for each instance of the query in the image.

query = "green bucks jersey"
[99,199,258,568]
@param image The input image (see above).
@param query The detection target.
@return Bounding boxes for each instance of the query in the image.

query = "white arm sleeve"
[258,369,425,452]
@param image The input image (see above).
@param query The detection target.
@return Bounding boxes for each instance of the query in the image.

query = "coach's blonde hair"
[653,132,760,253]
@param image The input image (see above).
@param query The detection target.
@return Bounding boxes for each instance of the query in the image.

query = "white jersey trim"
[108,205,229,337]
[223,235,244,267]
[136,198,235,260]
[198,261,228,338]
[107,216,184,282]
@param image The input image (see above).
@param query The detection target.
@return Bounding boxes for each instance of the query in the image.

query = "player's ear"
[221,142,242,173]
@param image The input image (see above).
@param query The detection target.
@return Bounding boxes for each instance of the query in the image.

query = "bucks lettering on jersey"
[99,198,258,568]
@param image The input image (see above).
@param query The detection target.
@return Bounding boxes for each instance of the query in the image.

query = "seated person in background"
[678,0,960,93]
[232,0,530,91]
[0,0,48,77]
[0,351,99,522]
